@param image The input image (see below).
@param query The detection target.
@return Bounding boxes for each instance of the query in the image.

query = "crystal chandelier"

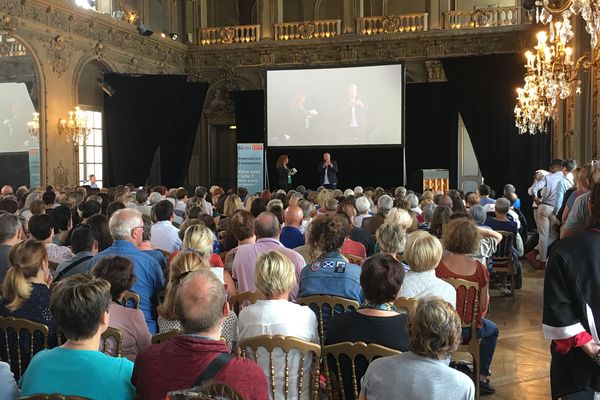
[536,0,599,48]
[26,112,39,141]
[514,26,576,134]
[58,106,91,145]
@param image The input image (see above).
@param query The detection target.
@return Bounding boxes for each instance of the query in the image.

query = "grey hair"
[24,192,40,210]
[109,208,143,240]
[298,199,314,219]
[0,213,21,243]
[503,184,516,194]
[354,186,363,195]
[495,198,511,215]
[405,193,419,209]
[395,187,407,198]
[377,195,394,213]
[423,203,437,223]
[468,205,487,225]
[267,199,284,211]
[87,195,103,205]
[355,197,370,213]
[148,192,162,206]
[344,189,354,197]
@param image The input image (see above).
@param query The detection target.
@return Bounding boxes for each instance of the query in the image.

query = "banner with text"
[237,143,264,194]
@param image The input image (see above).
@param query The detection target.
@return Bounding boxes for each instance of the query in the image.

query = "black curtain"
[160,81,208,187]
[234,90,265,143]
[103,74,208,187]
[442,54,552,222]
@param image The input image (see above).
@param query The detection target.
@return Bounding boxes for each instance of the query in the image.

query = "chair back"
[342,253,363,266]
[19,395,91,400]
[100,327,124,357]
[0,317,50,381]
[151,329,181,344]
[393,296,416,314]
[297,295,360,347]
[240,335,321,400]
[441,278,479,331]
[492,231,514,261]
[228,290,265,316]
[323,341,401,400]
[121,290,141,309]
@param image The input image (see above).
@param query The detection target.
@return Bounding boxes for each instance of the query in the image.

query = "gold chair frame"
[228,290,265,316]
[297,295,360,347]
[151,329,181,344]
[0,316,50,380]
[122,290,141,309]
[323,341,401,400]
[240,335,321,400]
[491,230,516,301]
[101,327,123,357]
[393,296,417,314]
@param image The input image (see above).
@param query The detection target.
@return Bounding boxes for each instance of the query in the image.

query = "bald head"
[284,205,303,228]
[1,185,13,196]
[175,269,225,335]
[255,211,280,239]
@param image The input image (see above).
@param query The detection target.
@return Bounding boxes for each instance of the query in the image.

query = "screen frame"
[264,62,406,149]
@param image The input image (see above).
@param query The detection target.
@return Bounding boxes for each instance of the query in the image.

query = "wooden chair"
[151,329,181,344]
[228,290,265,316]
[0,317,50,381]
[100,327,124,357]
[297,295,360,347]
[240,335,321,400]
[323,341,401,400]
[121,290,141,309]
[342,253,363,266]
[393,296,417,314]
[19,395,91,400]
[491,231,516,301]
[443,278,481,400]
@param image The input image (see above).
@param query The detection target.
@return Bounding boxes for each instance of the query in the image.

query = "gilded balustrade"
[199,25,261,45]
[274,19,341,41]
[357,14,429,35]
[444,6,525,30]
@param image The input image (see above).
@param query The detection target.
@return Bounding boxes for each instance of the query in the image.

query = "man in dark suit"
[317,152,339,189]
[361,194,393,235]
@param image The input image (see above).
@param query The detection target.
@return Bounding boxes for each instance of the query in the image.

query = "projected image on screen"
[267,64,403,147]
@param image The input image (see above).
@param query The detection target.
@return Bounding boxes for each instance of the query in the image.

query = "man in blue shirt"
[280,205,305,249]
[91,208,164,334]
[478,184,496,207]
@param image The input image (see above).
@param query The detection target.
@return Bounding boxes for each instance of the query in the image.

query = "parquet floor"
[485,263,551,399]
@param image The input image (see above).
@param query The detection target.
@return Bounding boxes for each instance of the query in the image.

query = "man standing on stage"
[317,152,339,189]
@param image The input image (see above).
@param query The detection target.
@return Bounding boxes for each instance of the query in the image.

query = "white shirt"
[0,361,18,400]
[400,270,456,308]
[202,198,214,216]
[529,171,565,204]
[355,213,370,228]
[239,300,319,400]
[150,221,182,253]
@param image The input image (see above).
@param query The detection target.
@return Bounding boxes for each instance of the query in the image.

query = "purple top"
[231,238,306,300]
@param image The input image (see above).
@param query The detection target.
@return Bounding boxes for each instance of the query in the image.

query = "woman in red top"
[436,218,498,396]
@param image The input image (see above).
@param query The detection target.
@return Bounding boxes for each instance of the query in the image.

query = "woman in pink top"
[435,218,498,396]
[92,256,151,361]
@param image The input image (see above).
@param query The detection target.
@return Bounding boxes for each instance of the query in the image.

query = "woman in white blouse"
[399,231,456,308]
[238,250,319,400]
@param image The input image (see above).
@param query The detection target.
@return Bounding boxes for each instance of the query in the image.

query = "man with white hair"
[353,186,363,196]
[354,196,371,228]
[362,194,393,235]
[91,208,164,334]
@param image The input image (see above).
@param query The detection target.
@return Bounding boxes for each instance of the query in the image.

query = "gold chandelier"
[26,112,39,141]
[58,106,91,145]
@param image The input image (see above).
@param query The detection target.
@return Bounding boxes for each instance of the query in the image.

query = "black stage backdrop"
[103,74,208,187]
[443,54,552,222]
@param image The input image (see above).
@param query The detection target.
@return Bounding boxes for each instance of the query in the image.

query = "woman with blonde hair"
[375,223,408,264]
[419,190,435,210]
[157,251,239,349]
[219,195,243,232]
[385,208,413,231]
[0,240,57,351]
[239,250,318,400]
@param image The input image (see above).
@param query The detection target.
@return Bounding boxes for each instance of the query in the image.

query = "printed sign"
[237,143,264,194]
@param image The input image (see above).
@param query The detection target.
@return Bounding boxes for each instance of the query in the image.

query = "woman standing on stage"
[276,155,294,191]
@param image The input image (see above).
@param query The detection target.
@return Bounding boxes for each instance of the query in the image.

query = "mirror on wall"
[0,35,41,189]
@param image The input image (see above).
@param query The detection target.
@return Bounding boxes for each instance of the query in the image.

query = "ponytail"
[1,239,47,311]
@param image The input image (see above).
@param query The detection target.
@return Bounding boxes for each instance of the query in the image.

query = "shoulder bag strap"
[192,352,234,387]
[54,256,93,282]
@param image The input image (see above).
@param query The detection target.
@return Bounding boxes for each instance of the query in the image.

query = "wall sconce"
[126,12,137,24]
[58,106,90,146]
[27,112,39,141]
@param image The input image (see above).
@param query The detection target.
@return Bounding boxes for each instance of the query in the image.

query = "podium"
[412,169,449,192]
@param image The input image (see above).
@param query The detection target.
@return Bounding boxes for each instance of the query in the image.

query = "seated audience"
[158,251,238,349]
[361,194,393,235]
[133,269,268,400]
[435,218,498,395]
[400,231,456,307]
[19,275,135,399]
[232,212,305,300]
[150,200,182,253]
[28,214,73,264]
[420,203,436,230]
[359,297,475,400]
[92,208,164,334]
[326,254,409,400]
[250,197,267,217]
[223,210,256,273]
[0,361,18,399]
[337,201,374,257]
[219,195,243,232]
[478,184,495,207]
[50,205,72,246]
[280,205,305,249]
[239,250,319,400]
[466,192,481,209]
[53,225,97,281]
[375,223,407,264]
[0,213,22,281]
[137,214,167,269]
[136,190,152,217]
[429,205,452,238]
[335,210,367,261]
[354,196,371,228]
[92,256,151,361]
[299,213,363,303]
[87,213,113,251]
[297,199,314,234]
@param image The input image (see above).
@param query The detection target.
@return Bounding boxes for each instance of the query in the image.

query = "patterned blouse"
[157,312,239,350]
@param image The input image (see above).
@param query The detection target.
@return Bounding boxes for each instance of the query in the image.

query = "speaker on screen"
[234,90,265,144]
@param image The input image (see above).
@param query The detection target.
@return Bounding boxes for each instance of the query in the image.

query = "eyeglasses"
[130,226,143,235]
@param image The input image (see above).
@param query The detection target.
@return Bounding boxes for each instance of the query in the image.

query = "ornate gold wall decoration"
[45,36,71,78]
[94,40,105,60]
[425,60,446,82]
[52,161,69,190]
[1,14,18,34]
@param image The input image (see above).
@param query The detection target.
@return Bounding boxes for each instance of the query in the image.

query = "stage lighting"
[97,78,116,97]
[137,23,153,37]
[169,33,178,41]
[160,33,166,38]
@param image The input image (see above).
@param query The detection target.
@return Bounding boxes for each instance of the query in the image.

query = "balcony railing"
[198,25,260,45]
[444,6,525,29]
[357,14,429,35]
[274,19,341,41]
[0,35,27,57]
